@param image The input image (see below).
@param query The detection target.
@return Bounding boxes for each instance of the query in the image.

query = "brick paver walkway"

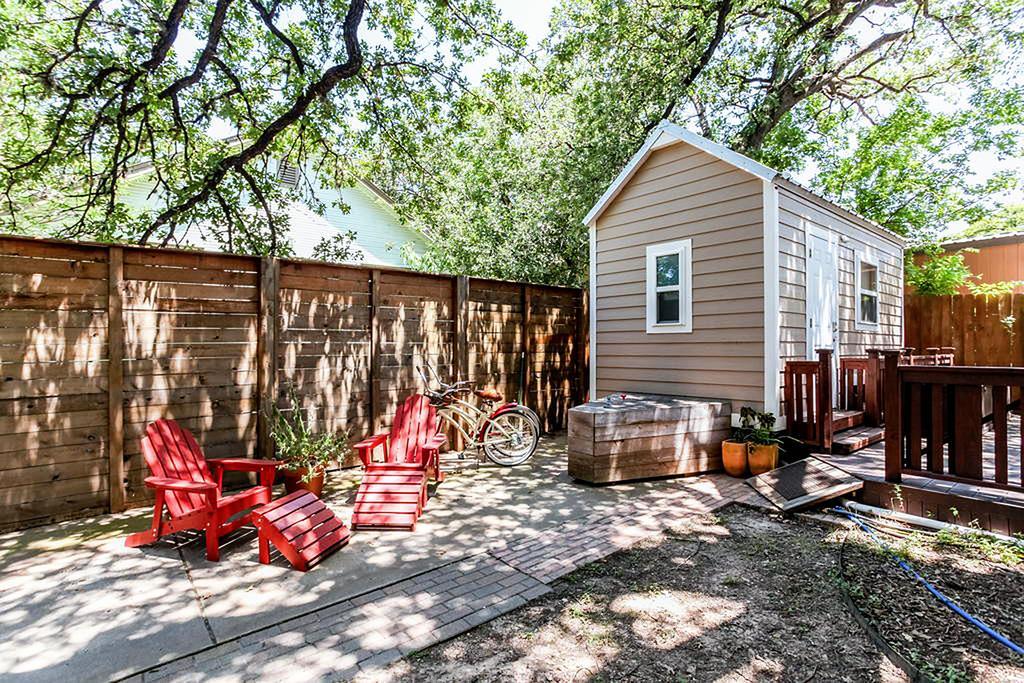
[125,475,757,682]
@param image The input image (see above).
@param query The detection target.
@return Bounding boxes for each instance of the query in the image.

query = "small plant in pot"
[721,407,782,477]
[268,389,350,497]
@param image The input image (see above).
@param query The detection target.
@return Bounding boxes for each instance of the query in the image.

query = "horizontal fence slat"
[0,236,586,531]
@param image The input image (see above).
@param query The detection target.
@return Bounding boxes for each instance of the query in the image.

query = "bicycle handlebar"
[416,362,474,399]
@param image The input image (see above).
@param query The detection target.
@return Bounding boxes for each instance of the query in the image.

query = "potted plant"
[721,407,782,477]
[743,409,782,475]
[721,429,749,478]
[268,388,349,497]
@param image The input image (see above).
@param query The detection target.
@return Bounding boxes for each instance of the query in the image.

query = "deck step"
[832,409,865,432]
[832,425,884,454]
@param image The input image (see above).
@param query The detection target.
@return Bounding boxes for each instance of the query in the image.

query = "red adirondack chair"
[354,394,447,481]
[125,419,280,561]
[351,394,446,530]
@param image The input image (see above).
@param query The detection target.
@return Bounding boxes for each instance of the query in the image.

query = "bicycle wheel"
[481,407,540,466]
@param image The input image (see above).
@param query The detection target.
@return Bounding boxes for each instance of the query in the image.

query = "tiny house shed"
[584,121,905,429]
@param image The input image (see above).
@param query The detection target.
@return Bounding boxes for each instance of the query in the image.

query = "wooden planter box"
[568,394,731,484]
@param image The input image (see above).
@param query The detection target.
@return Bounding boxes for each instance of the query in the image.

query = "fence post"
[452,275,469,450]
[519,284,533,420]
[882,350,902,483]
[816,348,833,450]
[369,269,382,433]
[107,246,125,513]
[454,276,470,381]
[257,257,279,459]
[576,289,588,405]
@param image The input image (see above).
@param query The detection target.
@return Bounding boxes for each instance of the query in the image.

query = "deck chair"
[125,419,281,561]
[354,394,447,481]
[351,394,447,530]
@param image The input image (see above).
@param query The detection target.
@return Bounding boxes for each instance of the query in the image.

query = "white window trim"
[645,239,692,334]
[855,251,880,330]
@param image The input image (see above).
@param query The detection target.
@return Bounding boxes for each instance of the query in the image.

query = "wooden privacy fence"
[905,293,1024,366]
[0,235,587,530]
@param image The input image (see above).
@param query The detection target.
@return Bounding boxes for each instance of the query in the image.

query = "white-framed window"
[855,253,880,329]
[645,239,692,334]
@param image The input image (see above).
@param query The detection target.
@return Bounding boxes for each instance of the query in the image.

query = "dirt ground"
[842,521,1024,682]
[356,507,909,683]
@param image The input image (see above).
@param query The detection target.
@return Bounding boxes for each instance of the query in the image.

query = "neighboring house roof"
[584,120,904,247]
[941,231,1024,250]
[119,161,425,267]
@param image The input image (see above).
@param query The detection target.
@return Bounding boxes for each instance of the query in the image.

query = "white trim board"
[588,224,597,400]
[762,181,781,416]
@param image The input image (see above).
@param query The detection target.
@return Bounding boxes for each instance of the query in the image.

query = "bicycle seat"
[474,388,503,402]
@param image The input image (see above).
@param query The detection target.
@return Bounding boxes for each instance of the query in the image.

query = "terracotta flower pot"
[747,444,779,476]
[721,440,748,477]
[282,467,326,497]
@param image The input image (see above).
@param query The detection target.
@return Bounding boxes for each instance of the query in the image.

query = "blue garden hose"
[833,506,1024,657]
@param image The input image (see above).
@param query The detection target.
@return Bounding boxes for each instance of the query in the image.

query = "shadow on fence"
[0,235,588,530]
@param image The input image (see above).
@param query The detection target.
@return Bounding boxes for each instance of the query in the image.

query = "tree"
[0,0,519,253]
[958,204,1024,238]
[905,245,975,295]
[385,0,1023,285]
[312,231,362,263]
[815,95,1022,243]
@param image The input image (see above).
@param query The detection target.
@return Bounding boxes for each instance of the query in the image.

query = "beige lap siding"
[594,140,766,409]
[776,183,902,365]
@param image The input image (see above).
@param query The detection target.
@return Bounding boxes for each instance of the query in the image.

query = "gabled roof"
[583,120,903,247]
[583,120,775,227]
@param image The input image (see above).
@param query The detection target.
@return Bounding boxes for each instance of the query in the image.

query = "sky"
[463,0,555,82]
[495,0,554,45]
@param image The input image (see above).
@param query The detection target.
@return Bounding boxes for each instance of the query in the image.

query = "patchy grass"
[842,522,1024,682]
[357,507,906,683]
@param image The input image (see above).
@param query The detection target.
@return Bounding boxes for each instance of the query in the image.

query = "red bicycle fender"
[477,402,521,440]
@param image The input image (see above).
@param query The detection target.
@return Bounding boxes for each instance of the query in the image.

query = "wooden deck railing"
[786,347,956,448]
[839,356,870,415]
[883,350,1023,491]
[784,349,834,450]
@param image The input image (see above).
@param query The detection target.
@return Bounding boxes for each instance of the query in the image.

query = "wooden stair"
[350,471,427,531]
[831,424,884,454]
[827,408,883,455]
[832,409,865,432]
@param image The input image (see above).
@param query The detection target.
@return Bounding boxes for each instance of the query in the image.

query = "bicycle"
[416,364,541,466]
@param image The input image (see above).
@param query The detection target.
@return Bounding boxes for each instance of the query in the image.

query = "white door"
[806,229,839,362]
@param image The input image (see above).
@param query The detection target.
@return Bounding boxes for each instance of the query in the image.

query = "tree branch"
[139,0,367,244]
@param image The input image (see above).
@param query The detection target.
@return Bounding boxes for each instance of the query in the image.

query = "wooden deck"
[817,421,1024,535]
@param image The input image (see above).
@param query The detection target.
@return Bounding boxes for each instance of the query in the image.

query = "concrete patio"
[0,436,760,682]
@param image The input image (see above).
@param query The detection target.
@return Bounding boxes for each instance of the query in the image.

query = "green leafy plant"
[312,231,364,264]
[735,407,782,449]
[267,387,349,481]
[905,245,975,295]
[965,280,1023,297]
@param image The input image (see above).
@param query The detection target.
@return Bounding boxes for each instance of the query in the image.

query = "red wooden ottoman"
[251,490,350,571]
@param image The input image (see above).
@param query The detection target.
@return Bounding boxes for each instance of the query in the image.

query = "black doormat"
[747,457,863,512]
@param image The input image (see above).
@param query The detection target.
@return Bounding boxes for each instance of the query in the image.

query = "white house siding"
[117,173,425,268]
[776,182,903,364]
[594,140,766,408]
